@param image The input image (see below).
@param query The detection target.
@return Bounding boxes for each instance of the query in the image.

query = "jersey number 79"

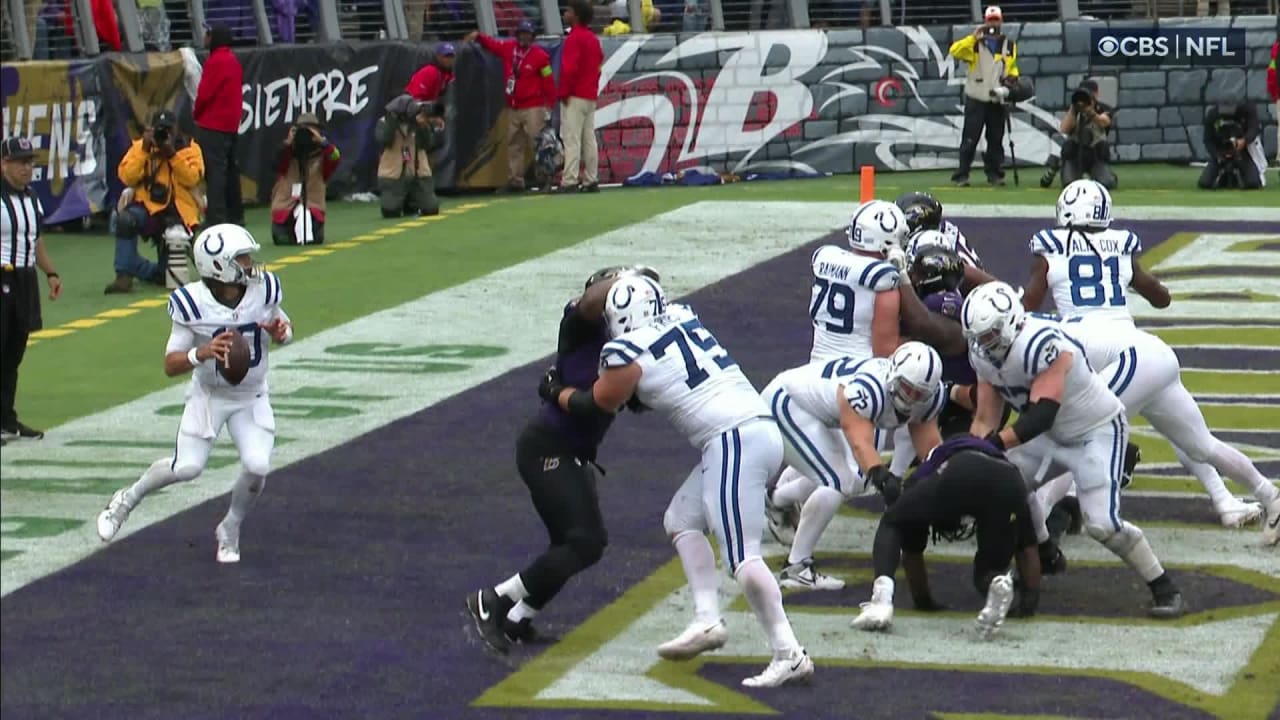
[810,279,855,334]
[649,319,737,390]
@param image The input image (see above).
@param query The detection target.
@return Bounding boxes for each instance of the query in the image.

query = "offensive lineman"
[1023,180,1278,538]
[542,276,813,687]
[763,342,947,590]
[962,281,1184,617]
[96,225,293,563]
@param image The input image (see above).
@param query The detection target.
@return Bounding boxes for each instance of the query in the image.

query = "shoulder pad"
[600,337,645,369]
[811,244,848,270]
[843,368,888,420]
[1029,229,1064,256]
[261,271,283,307]
[1022,324,1068,377]
[167,285,203,324]
[857,261,900,291]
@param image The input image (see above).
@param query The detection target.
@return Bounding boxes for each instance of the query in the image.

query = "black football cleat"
[466,588,514,654]
[1038,540,1068,575]
[504,617,538,644]
[1121,442,1141,489]
[1149,591,1185,619]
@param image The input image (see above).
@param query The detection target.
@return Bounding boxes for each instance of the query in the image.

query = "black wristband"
[45,272,58,279]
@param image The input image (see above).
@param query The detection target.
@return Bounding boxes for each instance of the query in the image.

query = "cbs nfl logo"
[1091,28,1246,67]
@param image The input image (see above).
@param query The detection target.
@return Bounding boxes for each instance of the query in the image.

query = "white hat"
[984,5,1003,20]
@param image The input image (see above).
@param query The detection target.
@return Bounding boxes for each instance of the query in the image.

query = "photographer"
[1043,81,1116,190]
[948,5,1020,187]
[376,94,442,218]
[1199,102,1265,190]
[106,110,204,295]
[270,113,341,246]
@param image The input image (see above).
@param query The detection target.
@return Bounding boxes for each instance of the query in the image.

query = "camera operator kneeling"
[1200,102,1266,190]
[376,94,442,218]
[106,110,204,294]
[271,113,340,245]
[1043,82,1115,190]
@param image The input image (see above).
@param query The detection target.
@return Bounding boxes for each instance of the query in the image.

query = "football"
[217,332,252,386]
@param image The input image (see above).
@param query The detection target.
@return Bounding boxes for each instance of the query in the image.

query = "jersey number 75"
[650,319,737,390]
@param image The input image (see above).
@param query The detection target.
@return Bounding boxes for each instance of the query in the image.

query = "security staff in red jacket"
[407,43,456,103]
[466,22,556,192]
[557,0,603,193]
[193,23,244,225]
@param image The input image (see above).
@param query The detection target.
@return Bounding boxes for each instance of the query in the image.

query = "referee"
[1,137,62,445]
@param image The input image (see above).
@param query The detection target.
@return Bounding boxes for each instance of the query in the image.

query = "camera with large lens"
[153,126,172,145]
[1213,119,1243,157]
[1070,88,1092,110]
[291,125,316,153]
[148,182,170,204]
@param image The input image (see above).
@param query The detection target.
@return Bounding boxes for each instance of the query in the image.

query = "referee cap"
[1,137,36,160]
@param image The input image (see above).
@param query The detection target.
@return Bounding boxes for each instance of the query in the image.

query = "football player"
[896,191,994,291]
[851,434,1042,638]
[541,276,813,688]
[1023,180,1278,537]
[962,281,1184,617]
[762,342,947,591]
[96,225,292,563]
[466,265,658,655]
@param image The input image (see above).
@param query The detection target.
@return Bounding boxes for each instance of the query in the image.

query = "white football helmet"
[1056,179,1112,230]
[847,200,909,255]
[907,229,949,260]
[604,275,666,338]
[961,281,1025,362]
[888,341,943,415]
[193,224,261,285]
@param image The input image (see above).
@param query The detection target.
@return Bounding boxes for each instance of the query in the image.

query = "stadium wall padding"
[2,17,1275,220]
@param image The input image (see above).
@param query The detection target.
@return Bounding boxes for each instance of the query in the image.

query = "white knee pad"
[664,503,703,537]
[240,453,271,479]
[171,462,204,483]
[1086,521,1142,555]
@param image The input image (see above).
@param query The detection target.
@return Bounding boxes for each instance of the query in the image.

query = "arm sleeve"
[170,143,205,188]
[164,322,197,354]
[193,56,224,120]
[948,35,977,66]
[1027,330,1068,377]
[118,140,148,186]
[1003,40,1019,77]
[476,33,505,56]
[1028,229,1062,256]
[844,373,887,421]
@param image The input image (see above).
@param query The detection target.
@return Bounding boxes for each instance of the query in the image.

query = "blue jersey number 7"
[649,319,737,390]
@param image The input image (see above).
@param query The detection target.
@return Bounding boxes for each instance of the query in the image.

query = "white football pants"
[171,384,276,480]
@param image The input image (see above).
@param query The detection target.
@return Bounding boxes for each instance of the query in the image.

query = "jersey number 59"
[810,279,855,334]
[213,323,265,369]
[650,319,737,390]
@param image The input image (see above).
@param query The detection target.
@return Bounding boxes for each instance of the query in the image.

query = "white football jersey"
[165,272,286,394]
[601,304,768,449]
[1030,226,1140,322]
[968,315,1122,443]
[809,245,900,363]
[909,219,983,268]
[769,356,877,427]
[842,357,947,431]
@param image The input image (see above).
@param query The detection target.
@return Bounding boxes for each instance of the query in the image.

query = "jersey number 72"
[649,318,737,390]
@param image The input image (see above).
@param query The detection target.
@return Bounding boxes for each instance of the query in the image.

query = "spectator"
[465,22,555,192]
[948,5,1020,187]
[270,113,340,245]
[106,111,204,294]
[602,1,630,35]
[1199,101,1266,190]
[556,0,602,193]
[91,0,123,51]
[194,24,244,228]
[1,137,62,444]
[137,0,172,51]
[682,0,708,32]
[407,43,456,103]
[405,0,427,40]
[376,95,442,218]
[272,0,302,43]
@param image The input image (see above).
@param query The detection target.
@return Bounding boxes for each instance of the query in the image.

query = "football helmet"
[888,341,943,416]
[604,275,666,338]
[894,191,943,234]
[909,244,965,295]
[847,200,908,255]
[194,224,261,285]
[584,264,660,291]
[1056,179,1112,230]
[961,281,1025,362]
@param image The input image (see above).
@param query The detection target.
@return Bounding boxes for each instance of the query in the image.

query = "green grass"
[22,165,1277,429]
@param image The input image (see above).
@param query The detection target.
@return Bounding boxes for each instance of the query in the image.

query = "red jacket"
[407,64,453,102]
[92,0,121,51]
[477,35,555,110]
[557,25,603,102]
[1268,42,1278,103]
[194,47,244,133]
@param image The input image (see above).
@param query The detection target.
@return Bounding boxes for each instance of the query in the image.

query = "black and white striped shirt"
[0,180,43,269]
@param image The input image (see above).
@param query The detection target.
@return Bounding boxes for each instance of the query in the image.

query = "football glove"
[537,366,566,403]
[625,393,651,413]
[867,465,903,505]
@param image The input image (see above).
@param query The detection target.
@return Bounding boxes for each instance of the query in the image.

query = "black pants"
[955,97,1006,182]
[196,127,244,225]
[1199,154,1262,190]
[515,423,608,609]
[1061,140,1117,189]
[0,268,40,428]
[873,451,1033,595]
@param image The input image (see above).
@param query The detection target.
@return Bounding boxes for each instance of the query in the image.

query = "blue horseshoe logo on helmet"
[987,287,1014,312]
[613,284,634,309]
[878,210,899,234]
[203,234,224,256]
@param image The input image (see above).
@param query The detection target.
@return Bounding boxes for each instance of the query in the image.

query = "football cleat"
[1038,540,1068,575]
[467,588,514,654]
[504,617,537,644]
[96,488,133,542]
[215,522,240,564]
[1148,590,1186,619]
[851,576,895,632]
[779,558,845,590]
[741,648,814,688]
[1218,499,1263,529]
[1120,442,1141,489]
[765,491,797,547]
[1262,494,1280,546]
[657,619,728,661]
[975,572,1015,640]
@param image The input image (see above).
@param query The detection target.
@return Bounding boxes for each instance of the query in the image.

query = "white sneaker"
[1218,499,1264,529]
[851,575,895,632]
[96,489,132,542]
[975,571,1015,640]
[765,494,797,547]
[741,648,814,688]
[215,522,241,564]
[657,619,728,661]
[779,558,844,590]
[1261,494,1280,546]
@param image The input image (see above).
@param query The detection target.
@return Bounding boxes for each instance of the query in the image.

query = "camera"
[291,126,316,151]
[1070,88,1092,109]
[982,24,1000,36]
[148,182,170,204]
[153,126,172,144]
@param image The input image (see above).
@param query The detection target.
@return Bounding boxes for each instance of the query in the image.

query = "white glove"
[886,247,908,272]
[993,86,1010,102]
